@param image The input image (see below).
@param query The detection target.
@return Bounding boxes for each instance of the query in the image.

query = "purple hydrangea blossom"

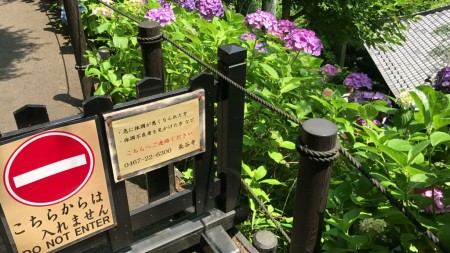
[268,19,297,38]
[344,72,373,90]
[356,116,382,126]
[283,29,323,56]
[144,7,176,27]
[158,0,171,8]
[321,64,338,76]
[176,0,197,11]
[433,66,450,91]
[348,91,392,107]
[244,10,277,31]
[255,42,268,53]
[240,32,257,40]
[196,0,224,20]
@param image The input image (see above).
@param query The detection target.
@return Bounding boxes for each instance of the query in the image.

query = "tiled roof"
[366,6,450,97]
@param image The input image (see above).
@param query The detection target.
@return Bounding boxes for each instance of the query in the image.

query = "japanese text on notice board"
[105,90,205,181]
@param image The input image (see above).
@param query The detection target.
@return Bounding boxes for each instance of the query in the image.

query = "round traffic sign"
[3,131,94,206]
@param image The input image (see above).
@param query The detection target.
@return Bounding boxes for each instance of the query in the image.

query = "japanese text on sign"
[0,119,115,253]
[104,89,206,182]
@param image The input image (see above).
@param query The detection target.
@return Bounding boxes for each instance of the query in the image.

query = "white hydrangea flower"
[396,89,427,110]
[359,218,387,233]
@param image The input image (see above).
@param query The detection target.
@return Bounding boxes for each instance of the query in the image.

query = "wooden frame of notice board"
[103,89,206,182]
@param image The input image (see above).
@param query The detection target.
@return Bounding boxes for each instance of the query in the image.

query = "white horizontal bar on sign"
[13,154,87,188]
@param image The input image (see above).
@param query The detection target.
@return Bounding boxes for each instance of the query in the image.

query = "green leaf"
[279,141,295,150]
[243,135,255,146]
[260,179,283,185]
[410,91,430,125]
[242,163,253,177]
[280,82,300,94]
[378,144,407,167]
[259,63,279,79]
[253,166,267,181]
[386,139,412,151]
[268,151,283,163]
[430,132,450,146]
[96,22,110,33]
[432,115,450,131]
[113,35,128,49]
[407,140,430,164]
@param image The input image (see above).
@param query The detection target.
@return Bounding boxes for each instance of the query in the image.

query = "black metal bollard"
[63,0,94,100]
[290,118,338,253]
[216,44,247,212]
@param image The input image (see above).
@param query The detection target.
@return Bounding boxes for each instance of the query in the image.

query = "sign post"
[0,118,115,253]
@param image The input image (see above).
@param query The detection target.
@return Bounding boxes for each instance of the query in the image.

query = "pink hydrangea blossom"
[144,7,176,27]
[244,10,277,30]
[197,0,224,20]
[415,187,450,213]
[268,19,298,38]
[240,32,257,40]
[283,28,323,56]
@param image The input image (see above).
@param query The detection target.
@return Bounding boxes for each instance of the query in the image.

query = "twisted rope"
[137,34,164,45]
[240,178,291,243]
[91,2,448,251]
[296,136,340,162]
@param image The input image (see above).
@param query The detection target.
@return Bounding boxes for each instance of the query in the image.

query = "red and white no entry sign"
[3,131,94,206]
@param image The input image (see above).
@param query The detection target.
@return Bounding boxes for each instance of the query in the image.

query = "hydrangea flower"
[359,218,387,233]
[244,10,277,31]
[343,73,372,90]
[240,32,257,40]
[321,64,338,76]
[414,187,450,213]
[349,91,392,107]
[144,7,176,27]
[158,0,170,8]
[197,0,224,20]
[433,66,450,91]
[92,6,114,16]
[176,0,197,11]
[356,116,382,126]
[396,89,427,110]
[283,29,323,56]
[268,19,298,38]
[255,42,268,53]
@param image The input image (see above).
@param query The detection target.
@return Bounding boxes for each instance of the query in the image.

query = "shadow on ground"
[0,27,41,82]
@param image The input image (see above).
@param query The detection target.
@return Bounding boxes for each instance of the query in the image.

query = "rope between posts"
[93,1,448,251]
[240,178,291,243]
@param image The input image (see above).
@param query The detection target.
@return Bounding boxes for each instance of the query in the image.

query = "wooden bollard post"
[138,22,165,85]
[63,0,94,100]
[137,22,174,202]
[253,230,278,253]
[290,118,338,253]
